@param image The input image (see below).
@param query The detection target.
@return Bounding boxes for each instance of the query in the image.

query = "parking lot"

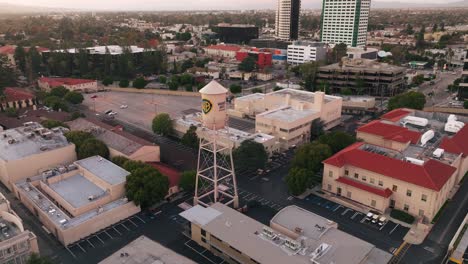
[65,214,147,259]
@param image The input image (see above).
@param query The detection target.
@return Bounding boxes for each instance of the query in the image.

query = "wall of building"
[357,132,410,152]
[0,145,76,190]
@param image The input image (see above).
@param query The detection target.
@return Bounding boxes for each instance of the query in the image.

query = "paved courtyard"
[83,91,201,131]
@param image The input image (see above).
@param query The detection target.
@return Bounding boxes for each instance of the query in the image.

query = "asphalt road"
[418,71,461,107]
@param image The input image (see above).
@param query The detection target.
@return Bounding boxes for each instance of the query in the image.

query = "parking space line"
[379,221,388,231]
[351,212,361,219]
[360,215,367,223]
[333,205,343,212]
[120,223,131,231]
[134,215,146,224]
[128,218,138,227]
[342,208,353,216]
[390,224,399,235]
[96,234,105,244]
[65,246,77,259]
[103,230,113,238]
[113,227,122,235]
[86,239,95,248]
[258,198,265,203]
[77,243,86,253]
[263,201,270,206]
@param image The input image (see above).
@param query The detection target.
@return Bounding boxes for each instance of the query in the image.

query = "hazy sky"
[1,0,460,10]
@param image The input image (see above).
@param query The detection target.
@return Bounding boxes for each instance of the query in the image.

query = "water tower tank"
[199,80,228,130]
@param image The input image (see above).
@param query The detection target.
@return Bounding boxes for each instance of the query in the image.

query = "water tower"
[194,80,239,208]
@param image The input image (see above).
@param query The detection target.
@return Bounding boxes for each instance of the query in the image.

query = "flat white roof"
[49,174,106,208]
[258,107,318,122]
[75,156,130,185]
[179,205,222,226]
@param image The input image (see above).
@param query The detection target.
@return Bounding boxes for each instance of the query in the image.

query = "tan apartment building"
[67,118,160,163]
[180,203,392,264]
[322,109,468,221]
[37,77,98,93]
[1,88,36,111]
[317,58,406,96]
[14,156,140,246]
[230,89,342,150]
[0,192,39,264]
[0,122,76,190]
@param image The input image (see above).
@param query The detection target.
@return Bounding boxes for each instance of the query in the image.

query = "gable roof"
[4,87,35,102]
[440,125,468,157]
[358,120,421,144]
[381,109,412,122]
[38,77,96,87]
[147,162,181,188]
[324,143,456,191]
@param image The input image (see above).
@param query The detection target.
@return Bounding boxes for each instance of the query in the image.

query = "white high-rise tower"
[275,0,301,40]
[320,0,371,47]
[193,81,239,208]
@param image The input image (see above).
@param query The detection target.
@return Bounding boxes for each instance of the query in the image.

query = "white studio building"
[287,41,327,65]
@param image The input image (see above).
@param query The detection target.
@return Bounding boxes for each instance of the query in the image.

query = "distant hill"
[0,2,68,14]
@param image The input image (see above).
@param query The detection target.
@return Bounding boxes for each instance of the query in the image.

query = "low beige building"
[180,203,392,264]
[323,109,468,221]
[341,96,376,115]
[231,89,342,150]
[67,118,160,163]
[1,88,36,111]
[99,235,196,264]
[37,77,98,93]
[14,156,140,246]
[0,122,76,191]
[0,192,39,264]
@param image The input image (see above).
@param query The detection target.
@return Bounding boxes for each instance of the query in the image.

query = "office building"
[235,49,273,69]
[213,24,259,44]
[180,203,392,264]
[317,58,406,96]
[347,47,378,60]
[287,41,327,65]
[204,45,242,59]
[320,0,371,47]
[231,89,342,150]
[0,192,39,264]
[14,156,140,246]
[0,122,76,191]
[99,236,196,264]
[322,109,468,220]
[275,0,301,40]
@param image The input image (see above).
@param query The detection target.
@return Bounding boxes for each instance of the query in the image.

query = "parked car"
[365,212,374,222]
[378,217,387,226]
[120,105,128,109]
[371,214,379,224]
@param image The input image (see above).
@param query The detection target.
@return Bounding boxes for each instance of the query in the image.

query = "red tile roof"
[147,162,181,188]
[440,125,468,157]
[205,45,242,52]
[358,120,421,144]
[336,177,393,198]
[38,77,96,87]
[0,45,16,55]
[4,87,35,103]
[324,143,456,191]
[381,109,412,122]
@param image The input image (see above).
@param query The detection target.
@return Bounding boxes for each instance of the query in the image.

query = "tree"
[159,76,167,84]
[388,91,426,111]
[44,96,68,112]
[464,101,468,109]
[233,140,268,171]
[180,170,197,191]
[286,167,309,196]
[111,156,130,167]
[251,88,263,94]
[181,125,199,149]
[119,79,129,88]
[412,74,425,86]
[432,23,438,33]
[102,77,113,86]
[27,253,53,264]
[152,113,173,136]
[317,131,356,154]
[5,107,18,117]
[77,138,109,159]
[168,81,178,91]
[65,131,94,148]
[291,143,332,178]
[133,77,148,89]
[125,165,169,208]
[229,84,242,94]
[64,91,84,104]
[0,56,17,88]
[403,24,414,35]
[238,56,257,72]
[310,119,325,141]
[299,61,320,91]
[416,25,426,50]
[330,43,347,63]
[50,86,69,98]
[41,119,69,129]
[14,45,27,73]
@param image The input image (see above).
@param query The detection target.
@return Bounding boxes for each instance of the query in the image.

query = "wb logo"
[202,99,213,114]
